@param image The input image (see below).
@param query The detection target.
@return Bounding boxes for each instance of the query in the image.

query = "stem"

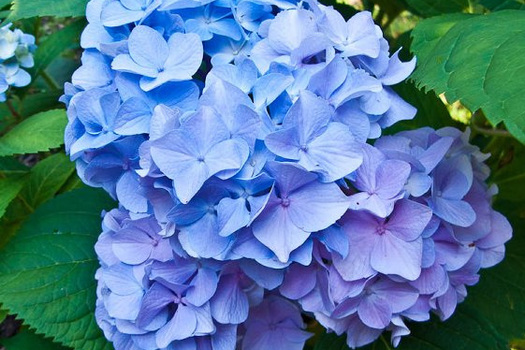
[380,335,394,350]
[471,112,512,138]
[40,70,60,90]
[34,17,42,44]
[17,195,34,213]
[6,99,21,120]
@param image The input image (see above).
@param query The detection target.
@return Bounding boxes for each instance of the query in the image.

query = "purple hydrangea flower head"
[242,295,312,350]
[334,199,432,281]
[347,143,411,217]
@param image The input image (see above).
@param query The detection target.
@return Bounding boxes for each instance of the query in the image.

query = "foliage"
[0,0,523,349]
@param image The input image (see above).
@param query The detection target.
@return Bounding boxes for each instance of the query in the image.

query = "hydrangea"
[64,0,512,348]
[279,128,512,348]
[0,24,36,102]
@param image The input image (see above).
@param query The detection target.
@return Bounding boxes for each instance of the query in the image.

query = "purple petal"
[375,160,411,198]
[358,294,392,329]
[430,197,476,227]
[371,234,422,281]
[387,199,432,241]
[210,274,249,324]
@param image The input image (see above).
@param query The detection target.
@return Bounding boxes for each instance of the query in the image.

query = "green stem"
[34,17,42,44]
[471,112,513,138]
[40,70,60,91]
[6,98,21,120]
[380,335,394,350]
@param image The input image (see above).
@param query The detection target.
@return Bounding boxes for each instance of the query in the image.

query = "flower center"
[375,224,386,235]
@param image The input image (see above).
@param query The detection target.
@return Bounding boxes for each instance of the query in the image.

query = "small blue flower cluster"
[0,24,36,102]
[64,0,512,349]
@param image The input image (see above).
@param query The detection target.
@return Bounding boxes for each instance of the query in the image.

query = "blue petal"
[157,305,197,346]
[217,197,250,237]
[186,268,219,307]
[129,25,168,70]
[298,122,363,182]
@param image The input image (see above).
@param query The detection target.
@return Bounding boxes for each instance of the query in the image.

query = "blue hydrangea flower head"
[65,0,513,348]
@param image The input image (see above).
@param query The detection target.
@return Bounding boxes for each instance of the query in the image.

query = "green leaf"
[7,0,89,20]
[481,0,525,11]
[1,327,71,350]
[411,11,525,143]
[463,202,525,342]
[403,0,470,17]
[19,153,76,210]
[31,20,85,79]
[0,188,115,350]
[0,109,67,156]
[0,177,27,218]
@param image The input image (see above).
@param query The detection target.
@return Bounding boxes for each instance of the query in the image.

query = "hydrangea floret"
[64,0,513,349]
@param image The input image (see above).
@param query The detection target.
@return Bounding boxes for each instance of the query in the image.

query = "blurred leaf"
[0,177,27,218]
[0,0,10,10]
[491,144,525,202]
[19,91,64,118]
[0,309,7,324]
[0,109,67,156]
[7,0,89,20]
[322,0,358,19]
[19,153,75,210]
[411,11,525,143]
[403,0,470,17]
[371,0,407,21]
[0,188,115,350]
[58,173,86,194]
[31,20,85,78]
[0,157,29,176]
[480,0,525,11]
[1,327,71,350]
